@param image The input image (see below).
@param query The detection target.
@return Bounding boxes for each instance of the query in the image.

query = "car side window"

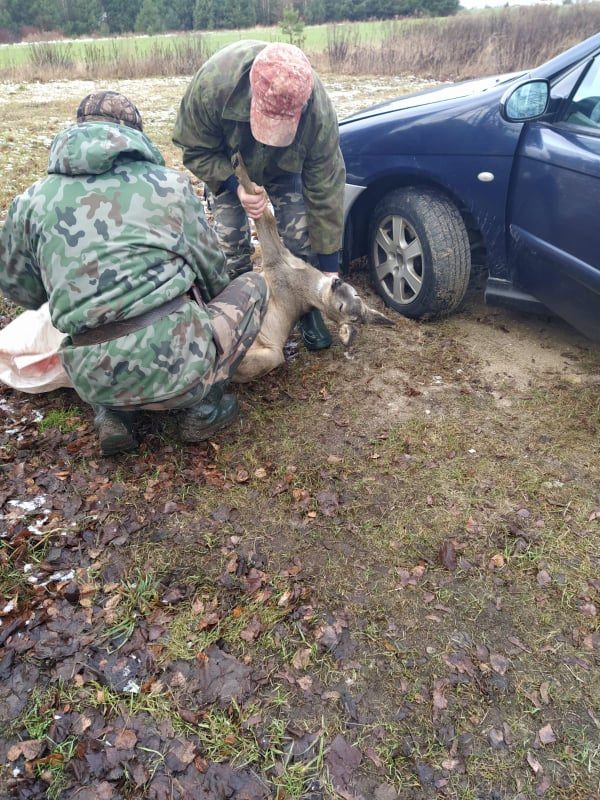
[562,56,600,130]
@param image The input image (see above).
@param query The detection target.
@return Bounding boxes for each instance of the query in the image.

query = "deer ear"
[362,304,394,326]
[331,277,343,290]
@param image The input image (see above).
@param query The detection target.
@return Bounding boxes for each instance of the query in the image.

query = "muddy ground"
[0,77,599,800]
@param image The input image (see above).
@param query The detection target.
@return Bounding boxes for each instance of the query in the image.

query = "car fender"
[343,152,515,278]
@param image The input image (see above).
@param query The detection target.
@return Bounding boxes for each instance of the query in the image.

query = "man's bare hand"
[237,182,268,219]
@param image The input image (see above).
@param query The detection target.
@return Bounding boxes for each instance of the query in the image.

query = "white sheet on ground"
[0,303,72,393]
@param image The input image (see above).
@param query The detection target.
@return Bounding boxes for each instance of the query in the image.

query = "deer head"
[321,276,394,346]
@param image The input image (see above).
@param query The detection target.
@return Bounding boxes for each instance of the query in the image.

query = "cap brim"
[250,105,300,148]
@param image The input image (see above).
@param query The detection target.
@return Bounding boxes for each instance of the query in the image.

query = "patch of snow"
[40,569,75,586]
[29,515,49,534]
[8,495,47,513]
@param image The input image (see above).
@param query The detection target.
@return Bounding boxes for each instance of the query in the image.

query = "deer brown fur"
[232,153,393,383]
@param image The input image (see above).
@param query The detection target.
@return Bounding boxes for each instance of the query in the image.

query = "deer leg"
[233,344,286,383]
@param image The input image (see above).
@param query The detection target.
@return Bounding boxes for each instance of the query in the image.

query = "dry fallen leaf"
[291,647,311,671]
[490,653,509,675]
[432,679,448,711]
[240,617,262,642]
[537,569,551,587]
[8,740,44,762]
[441,757,461,771]
[365,747,383,768]
[526,751,543,774]
[488,728,505,749]
[538,724,556,746]
[439,540,457,571]
[579,602,597,617]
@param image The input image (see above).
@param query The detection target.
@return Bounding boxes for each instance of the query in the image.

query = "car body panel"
[508,123,600,340]
[340,32,600,340]
[342,73,523,124]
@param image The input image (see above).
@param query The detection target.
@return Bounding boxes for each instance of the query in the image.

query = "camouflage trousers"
[116,272,268,412]
[206,173,318,277]
[204,271,268,389]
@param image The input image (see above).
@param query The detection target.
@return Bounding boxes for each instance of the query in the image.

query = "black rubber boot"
[178,385,240,442]
[298,309,332,351]
[228,263,253,279]
[92,405,138,456]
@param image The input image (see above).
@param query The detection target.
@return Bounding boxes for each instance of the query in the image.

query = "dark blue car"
[340,33,600,341]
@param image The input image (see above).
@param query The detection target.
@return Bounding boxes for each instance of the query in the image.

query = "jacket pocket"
[277,144,306,174]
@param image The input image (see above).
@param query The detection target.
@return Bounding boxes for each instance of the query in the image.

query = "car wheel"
[368,188,471,319]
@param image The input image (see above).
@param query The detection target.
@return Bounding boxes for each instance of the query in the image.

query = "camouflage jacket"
[172,39,346,257]
[0,122,230,409]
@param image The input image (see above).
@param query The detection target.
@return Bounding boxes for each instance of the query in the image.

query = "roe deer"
[232,153,393,383]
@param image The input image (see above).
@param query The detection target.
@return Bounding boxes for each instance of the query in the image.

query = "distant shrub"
[29,43,75,71]
[21,27,65,43]
[0,27,14,44]
[318,3,600,80]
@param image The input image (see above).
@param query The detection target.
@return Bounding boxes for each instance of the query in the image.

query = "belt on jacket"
[70,294,188,347]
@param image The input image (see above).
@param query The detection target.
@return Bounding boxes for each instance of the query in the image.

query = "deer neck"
[304,272,331,310]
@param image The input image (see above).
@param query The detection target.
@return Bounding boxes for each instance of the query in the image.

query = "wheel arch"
[342,174,486,270]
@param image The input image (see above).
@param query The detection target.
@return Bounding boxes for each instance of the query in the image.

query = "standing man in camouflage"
[0,91,268,456]
[173,40,346,352]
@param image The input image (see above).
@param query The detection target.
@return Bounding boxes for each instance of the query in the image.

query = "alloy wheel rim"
[373,214,424,305]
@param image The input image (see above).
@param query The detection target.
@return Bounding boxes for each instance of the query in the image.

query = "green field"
[0,21,392,69]
[1,6,598,82]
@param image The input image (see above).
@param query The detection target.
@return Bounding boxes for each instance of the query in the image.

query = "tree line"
[0,0,459,39]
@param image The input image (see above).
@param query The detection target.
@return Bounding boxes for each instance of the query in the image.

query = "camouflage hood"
[48,122,165,177]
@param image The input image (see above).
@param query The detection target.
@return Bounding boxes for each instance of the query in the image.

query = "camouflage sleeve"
[181,179,231,302]
[173,84,235,188]
[301,83,346,256]
[0,193,48,309]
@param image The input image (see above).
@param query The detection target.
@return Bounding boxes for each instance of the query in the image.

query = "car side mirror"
[500,80,550,122]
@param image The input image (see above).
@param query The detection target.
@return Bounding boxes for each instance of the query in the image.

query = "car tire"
[368,188,471,319]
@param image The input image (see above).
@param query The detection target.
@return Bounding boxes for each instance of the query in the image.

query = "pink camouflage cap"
[249,43,314,148]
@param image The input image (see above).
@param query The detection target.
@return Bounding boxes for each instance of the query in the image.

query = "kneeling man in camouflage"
[0,91,268,455]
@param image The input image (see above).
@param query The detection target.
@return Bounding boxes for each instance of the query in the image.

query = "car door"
[507,54,600,341]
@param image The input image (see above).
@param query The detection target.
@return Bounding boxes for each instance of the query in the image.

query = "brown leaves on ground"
[0,388,315,797]
[537,724,557,746]
[325,734,362,794]
[439,539,457,570]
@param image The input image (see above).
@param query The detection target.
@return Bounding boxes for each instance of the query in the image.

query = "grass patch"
[38,408,81,433]
[101,569,160,650]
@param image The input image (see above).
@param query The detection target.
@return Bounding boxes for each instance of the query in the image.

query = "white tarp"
[0,303,72,393]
